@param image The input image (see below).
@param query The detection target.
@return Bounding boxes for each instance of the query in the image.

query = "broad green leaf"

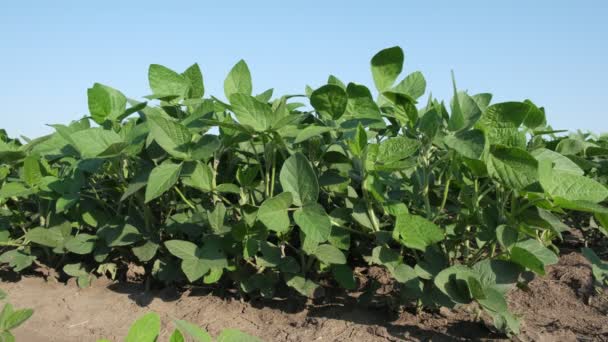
[314,244,346,264]
[181,258,210,282]
[434,265,476,304]
[343,83,384,126]
[257,192,293,233]
[393,214,444,251]
[169,329,185,342]
[87,83,127,124]
[487,145,538,190]
[229,94,273,131]
[182,63,204,99]
[294,125,333,144]
[64,234,97,255]
[284,274,319,297]
[0,183,32,199]
[476,102,530,147]
[174,319,212,342]
[393,71,426,99]
[3,308,33,330]
[279,153,319,206]
[294,204,331,243]
[147,115,192,159]
[449,91,482,131]
[22,155,42,186]
[190,135,220,161]
[217,329,264,342]
[149,64,190,98]
[224,59,252,99]
[63,263,88,277]
[444,130,485,159]
[371,46,404,91]
[164,240,198,260]
[331,264,356,289]
[382,91,418,123]
[145,162,182,203]
[310,84,347,119]
[531,148,583,175]
[125,313,161,342]
[97,223,141,247]
[25,227,64,248]
[540,165,608,203]
[376,136,420,164]
[510,239,558,275]
[70,128,123,158]
[182,161,214,192]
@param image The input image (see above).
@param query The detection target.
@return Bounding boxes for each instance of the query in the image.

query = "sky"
[1,0,607,138]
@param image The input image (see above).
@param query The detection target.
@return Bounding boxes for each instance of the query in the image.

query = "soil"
[2,252,607,342]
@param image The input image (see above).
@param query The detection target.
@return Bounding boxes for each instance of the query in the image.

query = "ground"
[2,252,607,342]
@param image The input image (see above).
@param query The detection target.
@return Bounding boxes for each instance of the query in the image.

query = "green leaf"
[393,71,426,99]
[224,59,252,99]
[444,130,485,159]
[149,64,190,98]
[376,136,420,164]
[173,319,212,342]
[132,241,159,262]
[540,165,608,203]
[331,264,356,290]
[371,46,404,91]
[284,274,319,298]
[169,329,185,342]
[182,63,204,99]
[164,240,198,260]
[294,125,333,144]
[22,155,42,186]
[182,161,214,192]
[70,128,123,158]
[125,312,161,342]
[310,84,347,119]
[476,102,530,147]
[229,94,274,131]
[3,309,33,330]
[531,148,583,175]
[314,244,346,264]
[147,115,192,159]
[434,265,476,304]
[257,192,293,233]
[97,223,141,247]
[181,258,210,282]
[145,162,182,203]
[343,83,384,126]
[487,145,538,190]
[0,183,32,199]
[87,83,127,124]
[279,153,319,206]
[64,234,97,255]
[294,204,331,243]
[25,227,65,248]
[510,239,558,275]
[217,329,264,342]
[393,214,444,251]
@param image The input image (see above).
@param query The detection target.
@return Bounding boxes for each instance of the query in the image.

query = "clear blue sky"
[1,0,607,138]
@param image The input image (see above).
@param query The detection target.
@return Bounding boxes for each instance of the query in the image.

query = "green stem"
[174,187,196,210]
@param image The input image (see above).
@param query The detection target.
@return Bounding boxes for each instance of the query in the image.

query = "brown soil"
[2,252,607,342]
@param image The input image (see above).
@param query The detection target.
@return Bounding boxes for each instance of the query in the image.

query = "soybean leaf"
[125,312,161,342]
[257,192,293,233]
[371,46,404,91]
[294,204,331,243]
[224,59,252,99]
[310,84,347,119]
[145,162,182,203]
[279,153,319,206]
[393,214,444,251]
